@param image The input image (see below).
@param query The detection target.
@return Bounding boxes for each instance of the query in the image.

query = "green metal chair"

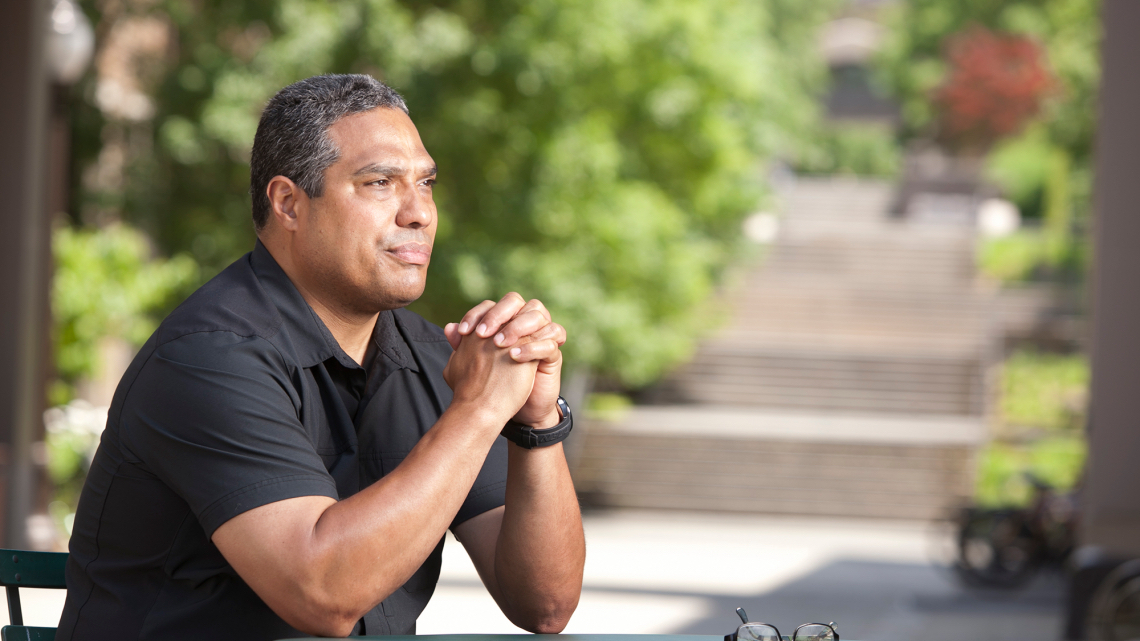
[0,549,67,641]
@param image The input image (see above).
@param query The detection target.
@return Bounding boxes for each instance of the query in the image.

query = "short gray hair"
[249,74,409,230]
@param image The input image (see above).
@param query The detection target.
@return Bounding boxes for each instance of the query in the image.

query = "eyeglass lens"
[738,623,782,641]
[792,624,836,641]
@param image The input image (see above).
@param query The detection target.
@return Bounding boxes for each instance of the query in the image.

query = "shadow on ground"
[663,558,1065,641]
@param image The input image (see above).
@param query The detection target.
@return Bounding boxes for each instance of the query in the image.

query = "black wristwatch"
[500,396,573,449]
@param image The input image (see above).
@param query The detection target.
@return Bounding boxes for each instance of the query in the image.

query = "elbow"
[278,583,372,637]
[529,618,571,635]
[321,619,361,638]
[289,604,362,638]
[301,619,358,639]
[515,597,579,634]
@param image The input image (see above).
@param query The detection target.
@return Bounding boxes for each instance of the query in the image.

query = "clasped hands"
[443,293,566,429]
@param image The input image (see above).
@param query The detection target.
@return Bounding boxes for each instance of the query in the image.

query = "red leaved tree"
[933,26,1055,152]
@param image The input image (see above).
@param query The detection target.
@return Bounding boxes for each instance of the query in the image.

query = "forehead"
[324,107,433,171]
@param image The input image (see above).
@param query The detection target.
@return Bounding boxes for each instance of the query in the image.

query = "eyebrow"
[352,163,437,178]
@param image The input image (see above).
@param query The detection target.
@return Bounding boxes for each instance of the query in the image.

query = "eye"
[368,178,390,187]
[422,178,436,188]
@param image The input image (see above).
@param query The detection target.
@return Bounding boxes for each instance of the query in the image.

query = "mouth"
[386,242,432,266]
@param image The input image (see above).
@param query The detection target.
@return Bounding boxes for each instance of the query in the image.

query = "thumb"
[444,323,462,351]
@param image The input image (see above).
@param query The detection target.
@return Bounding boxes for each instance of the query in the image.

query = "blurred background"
[4,0,1140,639]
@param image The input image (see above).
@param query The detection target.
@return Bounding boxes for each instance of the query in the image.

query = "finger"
[444,323,461,351]
[493,309,553,347]
[517,298,552,323]
[458,300,497,335]
[509,339,563,366]
[500,319,566,349]
[473,292,527,338]
[529,321,567,347]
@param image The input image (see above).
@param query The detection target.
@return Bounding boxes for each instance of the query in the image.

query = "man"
[57,74,586,640]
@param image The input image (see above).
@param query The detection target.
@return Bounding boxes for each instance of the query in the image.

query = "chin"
[370,279,426,312]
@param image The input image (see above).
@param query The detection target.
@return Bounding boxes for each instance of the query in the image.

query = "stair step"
[574,416,979,520]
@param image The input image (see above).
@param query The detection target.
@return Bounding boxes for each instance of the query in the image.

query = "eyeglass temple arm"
[727,607,750,641]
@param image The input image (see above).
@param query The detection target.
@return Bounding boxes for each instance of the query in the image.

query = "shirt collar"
[251,240,358,369]
[372,308,420,373]
[250,240,419,373]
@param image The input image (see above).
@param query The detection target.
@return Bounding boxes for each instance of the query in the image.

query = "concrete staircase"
[574,178,996,520]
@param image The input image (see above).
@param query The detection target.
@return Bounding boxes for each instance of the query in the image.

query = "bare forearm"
[312,404,503,605]
[491,443,585,633]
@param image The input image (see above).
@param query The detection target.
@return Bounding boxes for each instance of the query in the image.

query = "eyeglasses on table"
[724,607,839,641]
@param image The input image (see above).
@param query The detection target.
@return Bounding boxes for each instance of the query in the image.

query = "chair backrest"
[0,549,68,641]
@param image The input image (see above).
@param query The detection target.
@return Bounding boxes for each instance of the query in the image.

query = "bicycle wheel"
[953,508,1041,589]
[1089,559,1140,641]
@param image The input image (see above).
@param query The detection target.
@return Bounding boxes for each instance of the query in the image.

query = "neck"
[298,288,377,366]
[260,234,377,365]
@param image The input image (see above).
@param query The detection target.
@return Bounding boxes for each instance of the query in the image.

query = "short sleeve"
[119,331,338,537]
[452,435,508,528]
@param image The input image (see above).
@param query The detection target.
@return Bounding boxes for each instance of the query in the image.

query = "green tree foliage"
[1001,349,1088,433]
[975,436,1085,506]
[72,0,834,386]
[52,224,199,403]
[974,350,1089,506]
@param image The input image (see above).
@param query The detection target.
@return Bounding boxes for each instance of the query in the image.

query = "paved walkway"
[3,510,1065,640]
[420,509,1065,641]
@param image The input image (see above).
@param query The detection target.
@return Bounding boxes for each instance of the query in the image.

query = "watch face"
[556,396,572,422]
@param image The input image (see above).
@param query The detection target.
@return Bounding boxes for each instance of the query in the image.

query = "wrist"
[444,400,513,434]
[522,405,562,429]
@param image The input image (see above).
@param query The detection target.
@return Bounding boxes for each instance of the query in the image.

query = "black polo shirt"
[57,242,508,640]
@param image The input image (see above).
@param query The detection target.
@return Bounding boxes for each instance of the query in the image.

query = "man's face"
[295,107,438,314]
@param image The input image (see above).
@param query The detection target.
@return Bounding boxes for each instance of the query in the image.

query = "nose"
[395,183,433,229]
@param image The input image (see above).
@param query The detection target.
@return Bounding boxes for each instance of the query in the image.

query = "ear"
[266,175,308,232]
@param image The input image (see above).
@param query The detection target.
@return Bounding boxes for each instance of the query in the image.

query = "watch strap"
[500,396,573,449]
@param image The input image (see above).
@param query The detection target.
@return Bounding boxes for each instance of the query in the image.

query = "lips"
[387,242,432,265]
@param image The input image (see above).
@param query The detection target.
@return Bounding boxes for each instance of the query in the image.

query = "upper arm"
[211,495,338,629]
